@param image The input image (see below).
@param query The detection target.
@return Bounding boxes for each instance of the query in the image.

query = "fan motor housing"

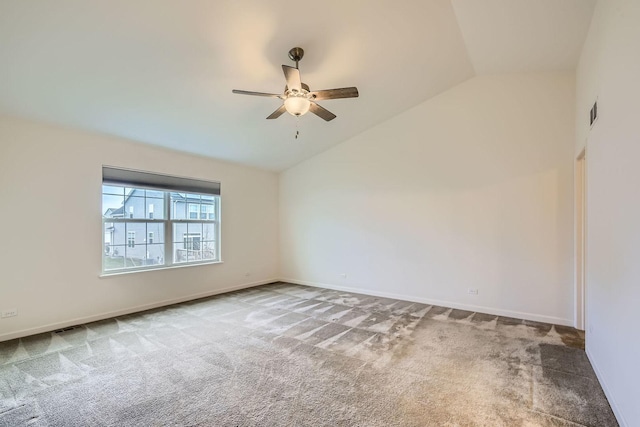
[285,83,310,93]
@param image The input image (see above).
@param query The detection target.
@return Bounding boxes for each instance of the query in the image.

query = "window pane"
[173,224,190,263]
[102,185,125,196]
[125,244,145,268]
[102,194,124,218]
[173,234,187,263]
[185,194,201,220]
[187,223,203,256]
[201,241,217,261]
[146,197,164,220]
[188,203,199,219]
[203,223,216,240]
[187,223,203,236]
[170,193,186,219]
[146,244,165,265]
[126,223,146,245]
[145,222,164,244]
[201,200,216,220]
[173,223,188,242]
[173,223,209,263]
[110,222,126,245]
[103,246,125,271]
[124,195,145,219]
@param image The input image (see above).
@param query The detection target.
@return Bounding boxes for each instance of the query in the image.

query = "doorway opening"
[575,149,586,330]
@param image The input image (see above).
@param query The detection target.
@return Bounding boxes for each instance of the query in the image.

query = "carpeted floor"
[0,282,617,426]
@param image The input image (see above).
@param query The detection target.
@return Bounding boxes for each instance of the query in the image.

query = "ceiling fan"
[232,47,359,122]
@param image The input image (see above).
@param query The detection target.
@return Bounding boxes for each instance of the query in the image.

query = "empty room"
[0,0,638,426]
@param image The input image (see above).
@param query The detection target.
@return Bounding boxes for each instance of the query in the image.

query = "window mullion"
[165,192,172,267]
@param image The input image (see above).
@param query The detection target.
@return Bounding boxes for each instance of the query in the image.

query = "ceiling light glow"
[284,95,311,116]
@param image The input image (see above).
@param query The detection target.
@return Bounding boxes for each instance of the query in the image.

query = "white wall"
[280,73,576,325]
[0,116,279,341]
[576,0,640,425]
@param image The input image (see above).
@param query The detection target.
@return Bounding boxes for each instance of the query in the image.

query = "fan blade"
[282,65,302,91]
[266,104,287,120]
[309,102,336,121]
[311,87,359,100]
[232,89,282,98]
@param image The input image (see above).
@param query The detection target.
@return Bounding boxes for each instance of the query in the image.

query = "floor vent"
[54,325,81,334]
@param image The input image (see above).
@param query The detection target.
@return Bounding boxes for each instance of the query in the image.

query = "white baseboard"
[0,278,278,342]
[586,347,627,427]
[280,277,573,326]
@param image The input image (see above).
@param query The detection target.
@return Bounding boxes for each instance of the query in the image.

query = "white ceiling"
[0,0,595,171]
[452,0,596,75]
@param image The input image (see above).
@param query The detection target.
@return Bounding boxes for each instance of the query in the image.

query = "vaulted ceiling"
[0,0,595,171]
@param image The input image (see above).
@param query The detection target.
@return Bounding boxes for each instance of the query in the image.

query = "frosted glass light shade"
[284,96,311,116]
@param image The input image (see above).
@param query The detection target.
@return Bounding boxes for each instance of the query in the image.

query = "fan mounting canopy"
[288,47,304,63]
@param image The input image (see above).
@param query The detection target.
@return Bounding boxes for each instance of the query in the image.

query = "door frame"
[574,148,587,330]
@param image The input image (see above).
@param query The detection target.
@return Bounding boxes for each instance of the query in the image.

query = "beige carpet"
[0,282,617,426]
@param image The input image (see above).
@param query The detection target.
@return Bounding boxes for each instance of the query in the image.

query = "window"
[172,194,218,263]
[127,231,135,248]
[183,233,201,250]
[102,167,221,274]
[201,204,215,219]
[189,204,198,219]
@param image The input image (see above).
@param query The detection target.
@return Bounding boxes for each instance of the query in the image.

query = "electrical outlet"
[1,308,18,318]
[467,289,478,295]
[340,273,347,279]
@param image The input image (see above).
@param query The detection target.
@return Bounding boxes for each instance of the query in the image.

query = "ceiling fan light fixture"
[284,95,311,116]
[232,47,358,122]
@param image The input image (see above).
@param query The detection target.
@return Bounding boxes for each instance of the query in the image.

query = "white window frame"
[101,169,221,275]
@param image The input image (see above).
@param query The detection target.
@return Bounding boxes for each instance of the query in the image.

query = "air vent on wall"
[54,325,81,334]
[590,100,598,127]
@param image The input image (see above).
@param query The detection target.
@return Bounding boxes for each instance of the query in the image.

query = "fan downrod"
[288,47,304,68]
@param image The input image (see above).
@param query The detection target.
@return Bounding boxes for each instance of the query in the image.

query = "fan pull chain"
[295,116,300,140]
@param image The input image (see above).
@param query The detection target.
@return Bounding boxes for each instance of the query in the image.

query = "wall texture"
[576,0,640,425]
[0,116,279,341]
[280,73,576,325]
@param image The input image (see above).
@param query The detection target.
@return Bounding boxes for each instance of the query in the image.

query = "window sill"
[99,260,223,278]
